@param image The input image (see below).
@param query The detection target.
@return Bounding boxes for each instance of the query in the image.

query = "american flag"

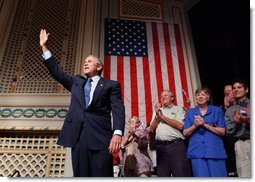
[104,18,193,127]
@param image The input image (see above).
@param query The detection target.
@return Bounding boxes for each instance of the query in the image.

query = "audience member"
[120,116,152,177]
[225,79,250,177]
[222,84,237,177]
[150,90,191,177]
[146,125,157,176]
[223,85,235,110]
[183,87,227,177]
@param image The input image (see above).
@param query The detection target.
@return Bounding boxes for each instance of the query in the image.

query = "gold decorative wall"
[0,0,81,94]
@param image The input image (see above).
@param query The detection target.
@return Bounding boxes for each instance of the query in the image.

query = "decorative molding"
[0,107,68,120]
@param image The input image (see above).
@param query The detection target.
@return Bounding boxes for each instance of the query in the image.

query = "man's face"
[232,82,248,100]
[224,86,233,98]
[160,91,173,106]
[224,85,235,108]
[83,55,102,77]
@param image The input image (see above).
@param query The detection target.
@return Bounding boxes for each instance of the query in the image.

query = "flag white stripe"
[146,23,159,110]
[179,29,194,107]
[157,23,170,91]
[136,57,146,125]
[169,24,183,106]
[123,56,131,125]
[110,56,117,81]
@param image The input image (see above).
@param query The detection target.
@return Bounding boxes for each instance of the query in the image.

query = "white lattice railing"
[0,134,66,177]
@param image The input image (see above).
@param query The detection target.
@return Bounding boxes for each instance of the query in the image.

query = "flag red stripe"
[151,22,164,101]
[163,23,177,105]
[142,56,153,125]
[117,56,124,101]
[174,24,189,108]
[130,56,139,116]
[103,55,111,80]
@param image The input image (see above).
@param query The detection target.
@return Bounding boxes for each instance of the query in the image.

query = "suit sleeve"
[43,57,73,91]
[110,82,125,135]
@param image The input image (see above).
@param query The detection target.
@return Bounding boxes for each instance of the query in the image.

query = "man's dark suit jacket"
[44,57,125,150]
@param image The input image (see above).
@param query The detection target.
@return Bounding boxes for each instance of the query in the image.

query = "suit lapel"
[89,77,104,108]
[74,77,86,110]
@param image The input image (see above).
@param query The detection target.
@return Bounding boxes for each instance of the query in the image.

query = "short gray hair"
[161,90,174,97]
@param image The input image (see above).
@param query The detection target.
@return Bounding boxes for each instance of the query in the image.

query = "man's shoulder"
[172,105,184,110]
[104,79,120,85]
[226,104,237,110]
[74,75,86,80]
[104,78,117,82]
[244,98,250,104]
[171,105,186,114]
[225,104,236,115]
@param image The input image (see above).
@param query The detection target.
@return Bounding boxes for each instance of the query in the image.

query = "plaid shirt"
[225,97,250,140]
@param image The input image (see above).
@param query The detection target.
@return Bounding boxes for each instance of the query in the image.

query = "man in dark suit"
[39,29,125,177]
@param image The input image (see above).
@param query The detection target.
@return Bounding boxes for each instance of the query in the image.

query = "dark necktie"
[84,78,92,108]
